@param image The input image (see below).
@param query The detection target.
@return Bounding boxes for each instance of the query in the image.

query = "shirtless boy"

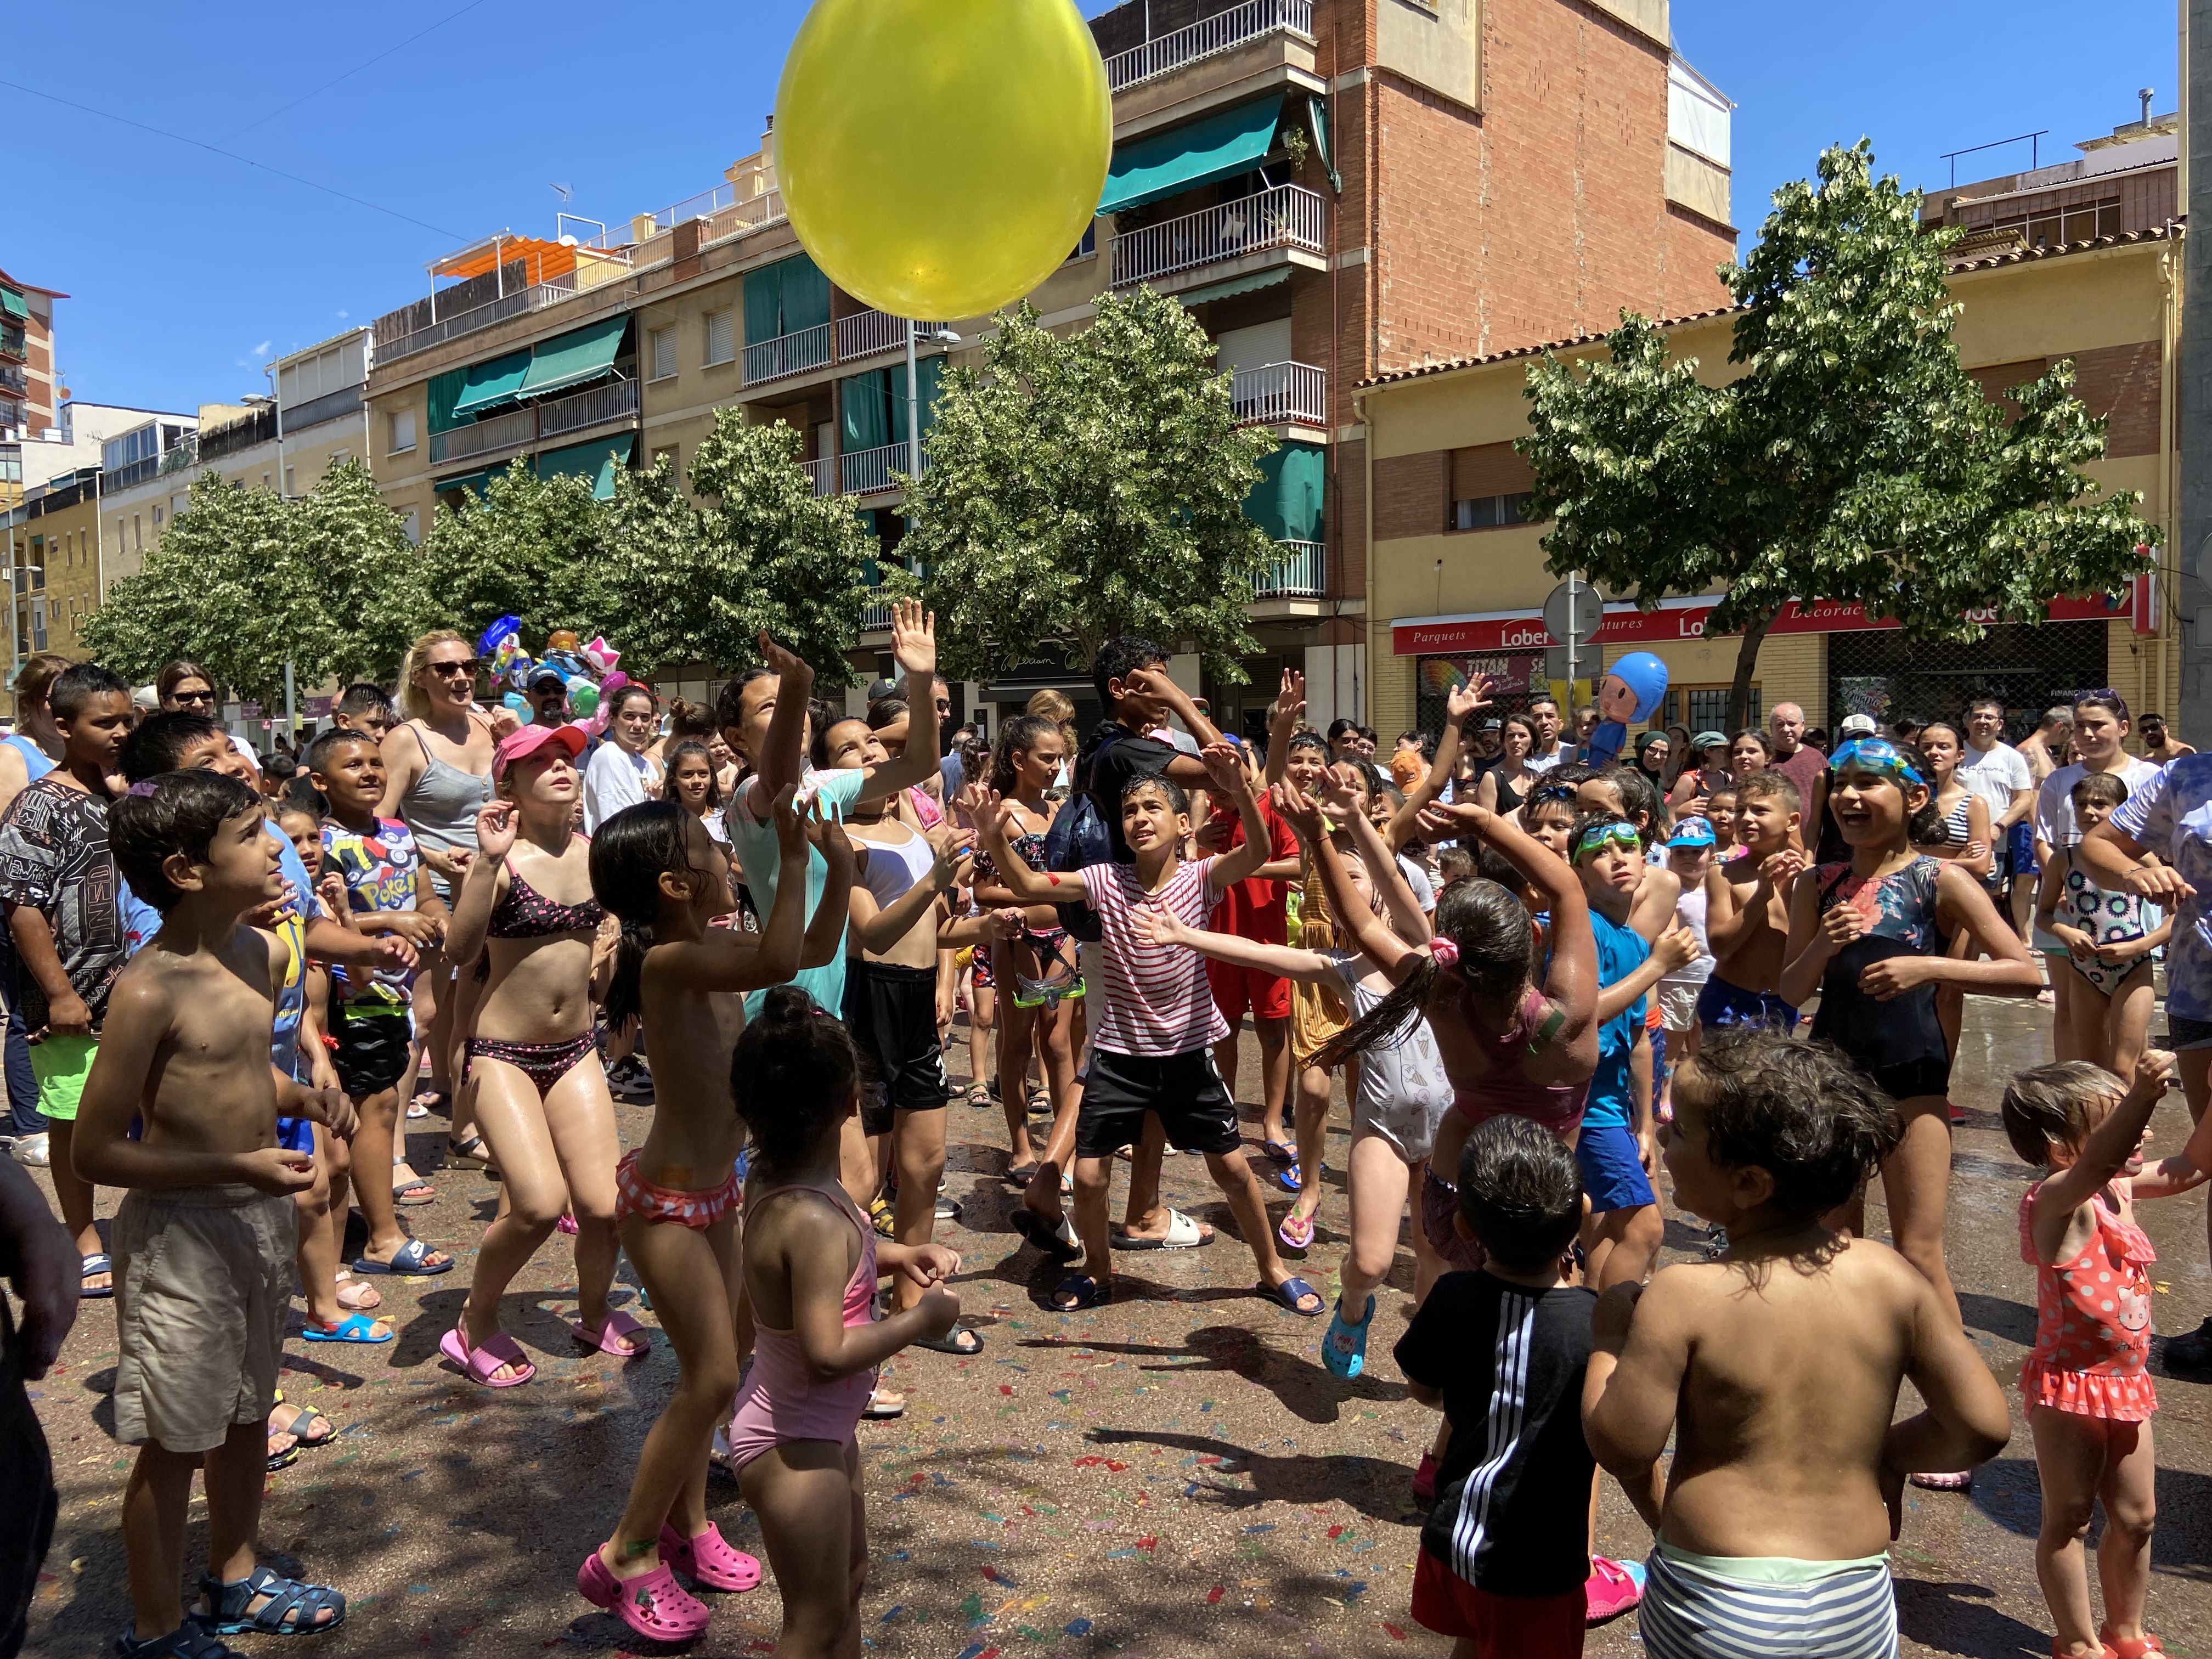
[74,771,359,1657]
[1697,774,1804,1034]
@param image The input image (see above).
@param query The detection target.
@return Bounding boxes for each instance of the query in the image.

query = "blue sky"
[4,0,2177,415]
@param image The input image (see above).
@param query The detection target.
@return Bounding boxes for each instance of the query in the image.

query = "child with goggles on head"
[1778,735,2041,1491]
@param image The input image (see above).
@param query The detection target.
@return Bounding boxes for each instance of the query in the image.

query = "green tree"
[289,459,427,686]
[412,464,615,646]
[1519,140,2159,729]
[603,412,874,687]
[899,289,1282,684]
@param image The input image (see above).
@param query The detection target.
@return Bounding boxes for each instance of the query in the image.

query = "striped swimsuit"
[1640,1544,1896,1659]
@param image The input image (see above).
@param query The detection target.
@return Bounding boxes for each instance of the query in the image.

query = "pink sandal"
[577,1550,710,1641]
[661,1521,762,1592]
[438,1327,535,1389]
[1277,1210,1314,1251]
[571,1309,650,1357]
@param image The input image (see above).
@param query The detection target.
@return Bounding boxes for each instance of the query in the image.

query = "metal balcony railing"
[840,442,926,496]
[376,279,582,363]
[280,383,364,435]
[0,325,24,361]
[699,189,787,246]
[159,436,201,476]
[0,365,25,395]
[1102,0,1313,90]
[1111,184,1326,288]
[742,321,833,387]
[1230,360,1327,426]
[428,379,639,466]
[803,457,833,497]
[1252,539,1324,600]
[834,311,948,362]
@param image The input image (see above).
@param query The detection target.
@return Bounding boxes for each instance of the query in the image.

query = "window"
[283,466,296,496]
[703,310,736,367]
[1993,198,2121,250]
[261,473,271,490]
[653,444,679,471]
[1451,492,1532,531]
[153,505,163,528]
[330,449,347,467]
[650,326,679,381]
[1065,223,1097,263]
[399,507,420,546]
[389,410,417,454]
[133,513,141,550]
[1662,684,1760,733]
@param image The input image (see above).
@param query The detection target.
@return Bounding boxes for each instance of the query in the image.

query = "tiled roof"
[1358,218,2184,391]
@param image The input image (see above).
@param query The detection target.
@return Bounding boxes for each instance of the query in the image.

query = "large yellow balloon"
[776,0,1111,321]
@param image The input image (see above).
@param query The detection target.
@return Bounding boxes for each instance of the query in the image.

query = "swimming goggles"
[1011,935,1086,1011]
[1827,737,1927,789]
[1571,820,1641,861]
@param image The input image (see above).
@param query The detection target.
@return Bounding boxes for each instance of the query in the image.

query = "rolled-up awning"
[450,348,532,418]
[535,433,635,500]
[517,315,629,400]
[0,287,26,321]
[1098,95,1284,216]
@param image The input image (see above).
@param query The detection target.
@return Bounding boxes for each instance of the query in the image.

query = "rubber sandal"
[556,1212,579,1235]
[2102,1627,2165,1658]
[1260,1138,1295,1161]
[302,1312,392,1344]
[439,1325,535,1387]
[576,1550,710,1642]
[1011,1206,1082,1261]
[265,1433,298,1473]
[334,1276,382,1312]
[447,1132,494,1167]
[571,1309,650,1357]
[196,1565,347,1635]
[965,1082,992,1108]
[351,1238,452,1275]
[269,1396,336,1448]
[1278,1161,1302,1193]
[1909,1469,1974,1492]
[1585,1555,1645,1625]
[1277,1211,1314,1252]
[1322,1294,1375,1379]
[1053,1273,1113,1311]
[117,1621,245,1657]
[913,1323,985,1356]
[1006,1162,1039,1188]
[1260,1274,1325,1317]
[870,1196,896,1239]
[392,1174,436,1206]
[862,1388,906,1420]
[660,1520,763,1592]
[80,1250,115,1299]
[1111,1208,1214,1250]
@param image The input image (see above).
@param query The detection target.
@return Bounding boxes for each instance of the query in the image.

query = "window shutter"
[651,327,678,381]
[1449,442,1532,502]
[706,311,736,365]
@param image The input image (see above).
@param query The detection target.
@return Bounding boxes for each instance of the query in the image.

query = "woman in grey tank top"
[380,630,500,1137]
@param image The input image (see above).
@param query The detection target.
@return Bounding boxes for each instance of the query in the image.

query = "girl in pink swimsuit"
[727,987,964,1658]
[574,791,854,1646]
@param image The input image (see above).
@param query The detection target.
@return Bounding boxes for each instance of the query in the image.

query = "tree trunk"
[1728,611,1773,733]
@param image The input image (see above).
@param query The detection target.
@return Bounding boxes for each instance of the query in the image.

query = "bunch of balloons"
[477,616,625,736]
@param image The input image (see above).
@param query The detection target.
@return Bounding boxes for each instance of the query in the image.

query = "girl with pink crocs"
[573,787,850,1643]
[721,986,961,1656]
[2001,1052,2205,1659]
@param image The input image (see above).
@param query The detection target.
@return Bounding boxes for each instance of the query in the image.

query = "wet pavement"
[21,992,2212,1658]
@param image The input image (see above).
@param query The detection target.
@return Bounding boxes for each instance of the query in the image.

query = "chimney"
[2141,87,2156,126]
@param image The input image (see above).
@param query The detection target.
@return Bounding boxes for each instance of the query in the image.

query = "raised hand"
[1445,669,1496,724]
[1198,740,1247,795]
[960,782,1007,842]
[475,799,518,862]
[769,782,804,850]
[756,629,814,692]
[1271,778,1325,842]
[890,598,938,679]
[1272,667,1307,730]
[1317,764,1363,820]
[487,705,522,741]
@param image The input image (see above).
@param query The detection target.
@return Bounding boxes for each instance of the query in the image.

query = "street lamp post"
[904,321,961,495]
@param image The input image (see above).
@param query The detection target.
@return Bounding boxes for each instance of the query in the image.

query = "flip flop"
[302,1312,392,1343]
[269,1397,337,1448]
[571,1309,650,1357]
[1006,1163,1039,1188]
[80,1250,115,1299]
[351,1238,452,1275]
[862,1388,906,1420]
[1322,1294,1375,1379]
[1277,1210,1314,1252]
[1111,1208,1214,1250]
[1052,1274,1113,1311]
[392,1173,436,1206]
[1260,1138,1296,1161]
[913,1324,985,1356]
[575,1551,710,1643]
[1259,1274,1325,1317]
[1011,1206,1082,1261]
[439,1325,535,1387]
[1909,1469,1974,1492]
[334,1276,382,1312]
[1278,1161,1302,1193]
[659,1520,763,1592]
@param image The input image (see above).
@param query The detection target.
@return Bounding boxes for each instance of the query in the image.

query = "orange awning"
[430,235,580,285]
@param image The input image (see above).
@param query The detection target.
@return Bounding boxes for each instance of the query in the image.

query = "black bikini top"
[488,861,606,939]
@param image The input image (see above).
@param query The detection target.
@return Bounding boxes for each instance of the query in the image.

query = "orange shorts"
[1209,957,1292,1025]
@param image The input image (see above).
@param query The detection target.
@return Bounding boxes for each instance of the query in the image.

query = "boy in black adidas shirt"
[1395,1115,1609,1656]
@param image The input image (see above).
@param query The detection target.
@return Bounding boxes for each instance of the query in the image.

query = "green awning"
[1098,95,1284,216]
[535,433,635,500]
[435,461,510,497]
[1175,267,1292,308]
[0,289,26,322]
[450,348,533,418]
[427,367,471,435]
[517,316,628,400]
[1244,440,1325,543]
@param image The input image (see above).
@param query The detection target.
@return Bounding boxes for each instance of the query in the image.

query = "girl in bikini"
[574,790,853,1643]
[438,723,637,1387]
[2037,774,2169,1083]
[727,988,962,1659]
[1914,720,1998,1064]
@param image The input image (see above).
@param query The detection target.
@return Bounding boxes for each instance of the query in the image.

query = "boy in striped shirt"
[972,744,1322,1317]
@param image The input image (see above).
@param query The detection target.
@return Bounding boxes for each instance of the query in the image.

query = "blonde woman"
[379,630,499,1141]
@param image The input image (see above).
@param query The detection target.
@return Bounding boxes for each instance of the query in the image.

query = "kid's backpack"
[1041,729,1125,942]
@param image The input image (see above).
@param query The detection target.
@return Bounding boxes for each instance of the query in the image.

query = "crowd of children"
[8,621,2212,1659]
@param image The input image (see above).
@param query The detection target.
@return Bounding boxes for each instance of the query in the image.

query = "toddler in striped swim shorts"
[1582,1029,2013,1659]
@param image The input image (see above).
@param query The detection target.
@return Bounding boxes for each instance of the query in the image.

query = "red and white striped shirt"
[1082,856,1231,1057]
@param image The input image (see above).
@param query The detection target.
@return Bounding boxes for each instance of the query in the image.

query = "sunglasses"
[428,658,481,678]
[169,689,216,706]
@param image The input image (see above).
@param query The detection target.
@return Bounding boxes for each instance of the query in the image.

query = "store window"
[1828,620,2109,744]
[1414,651,1543,737]
[1661,684,1761,733]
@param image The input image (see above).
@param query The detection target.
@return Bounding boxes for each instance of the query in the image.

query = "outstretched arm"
[1274,780,1424,984]
[1321,769,1430,945]
[854,600,945,806]
[1385,671,1492,848]
[747,632,816,809]
[1198,743,1272,891]
[1131,904,1339,984]
[1263,668,1304,788]
[800,818,856,969]
[656,787,809,991]
[1417,798,1596,1037]
[962,786,1090,906]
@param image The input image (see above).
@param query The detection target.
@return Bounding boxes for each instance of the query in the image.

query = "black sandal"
[912,1323,984,1356]
[197,1566,346,1636]
[118,1623,244,1657]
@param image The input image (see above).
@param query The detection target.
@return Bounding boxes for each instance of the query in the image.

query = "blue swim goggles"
[1828,737,1927,789]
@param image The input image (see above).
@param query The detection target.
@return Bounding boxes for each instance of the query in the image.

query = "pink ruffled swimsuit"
[2018,1183,2157,1421]
[726,1181,879,1471]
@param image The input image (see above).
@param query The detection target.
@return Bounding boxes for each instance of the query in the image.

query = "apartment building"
[365,0,1733,728]
[0,267,65,444]
[1361,110,2180,743]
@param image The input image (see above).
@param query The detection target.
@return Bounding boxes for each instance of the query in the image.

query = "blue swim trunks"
[1695,976,1798,1033]
[1576,1120,1656,1215]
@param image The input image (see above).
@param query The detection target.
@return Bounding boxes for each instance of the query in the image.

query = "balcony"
[699,189,788,247]
[376,278,584,364]
[1231,360,1325,427]
[840,442,930,496]
[103,454,163,493]
[429,378,639,467]
[1253,539,1323,600]
[803,457,834,497]
[1102,0,1313,91]
[0,365,25,395]
[0,325,23,362]
[743,322,832,387]
[280,383,364,436]
[834,311,947,363]
[1111,184,1325,289]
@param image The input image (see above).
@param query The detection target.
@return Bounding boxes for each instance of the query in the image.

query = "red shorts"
[1412,1551,1585,1656]
[1209,957,1291,1025]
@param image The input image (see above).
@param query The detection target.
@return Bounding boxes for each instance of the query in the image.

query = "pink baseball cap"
[492,721,587,780]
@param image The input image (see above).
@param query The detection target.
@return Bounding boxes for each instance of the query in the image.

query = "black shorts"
[1074,1048,1240,1160]
[331,1001,413,1099]
[1867,1056,1954,1104]
[843,960,948,1135]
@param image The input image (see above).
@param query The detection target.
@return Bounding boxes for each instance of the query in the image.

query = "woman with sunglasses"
[379,630,499,1138]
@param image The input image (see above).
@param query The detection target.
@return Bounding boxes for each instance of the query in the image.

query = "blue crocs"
[1322,1294,1375,1379]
